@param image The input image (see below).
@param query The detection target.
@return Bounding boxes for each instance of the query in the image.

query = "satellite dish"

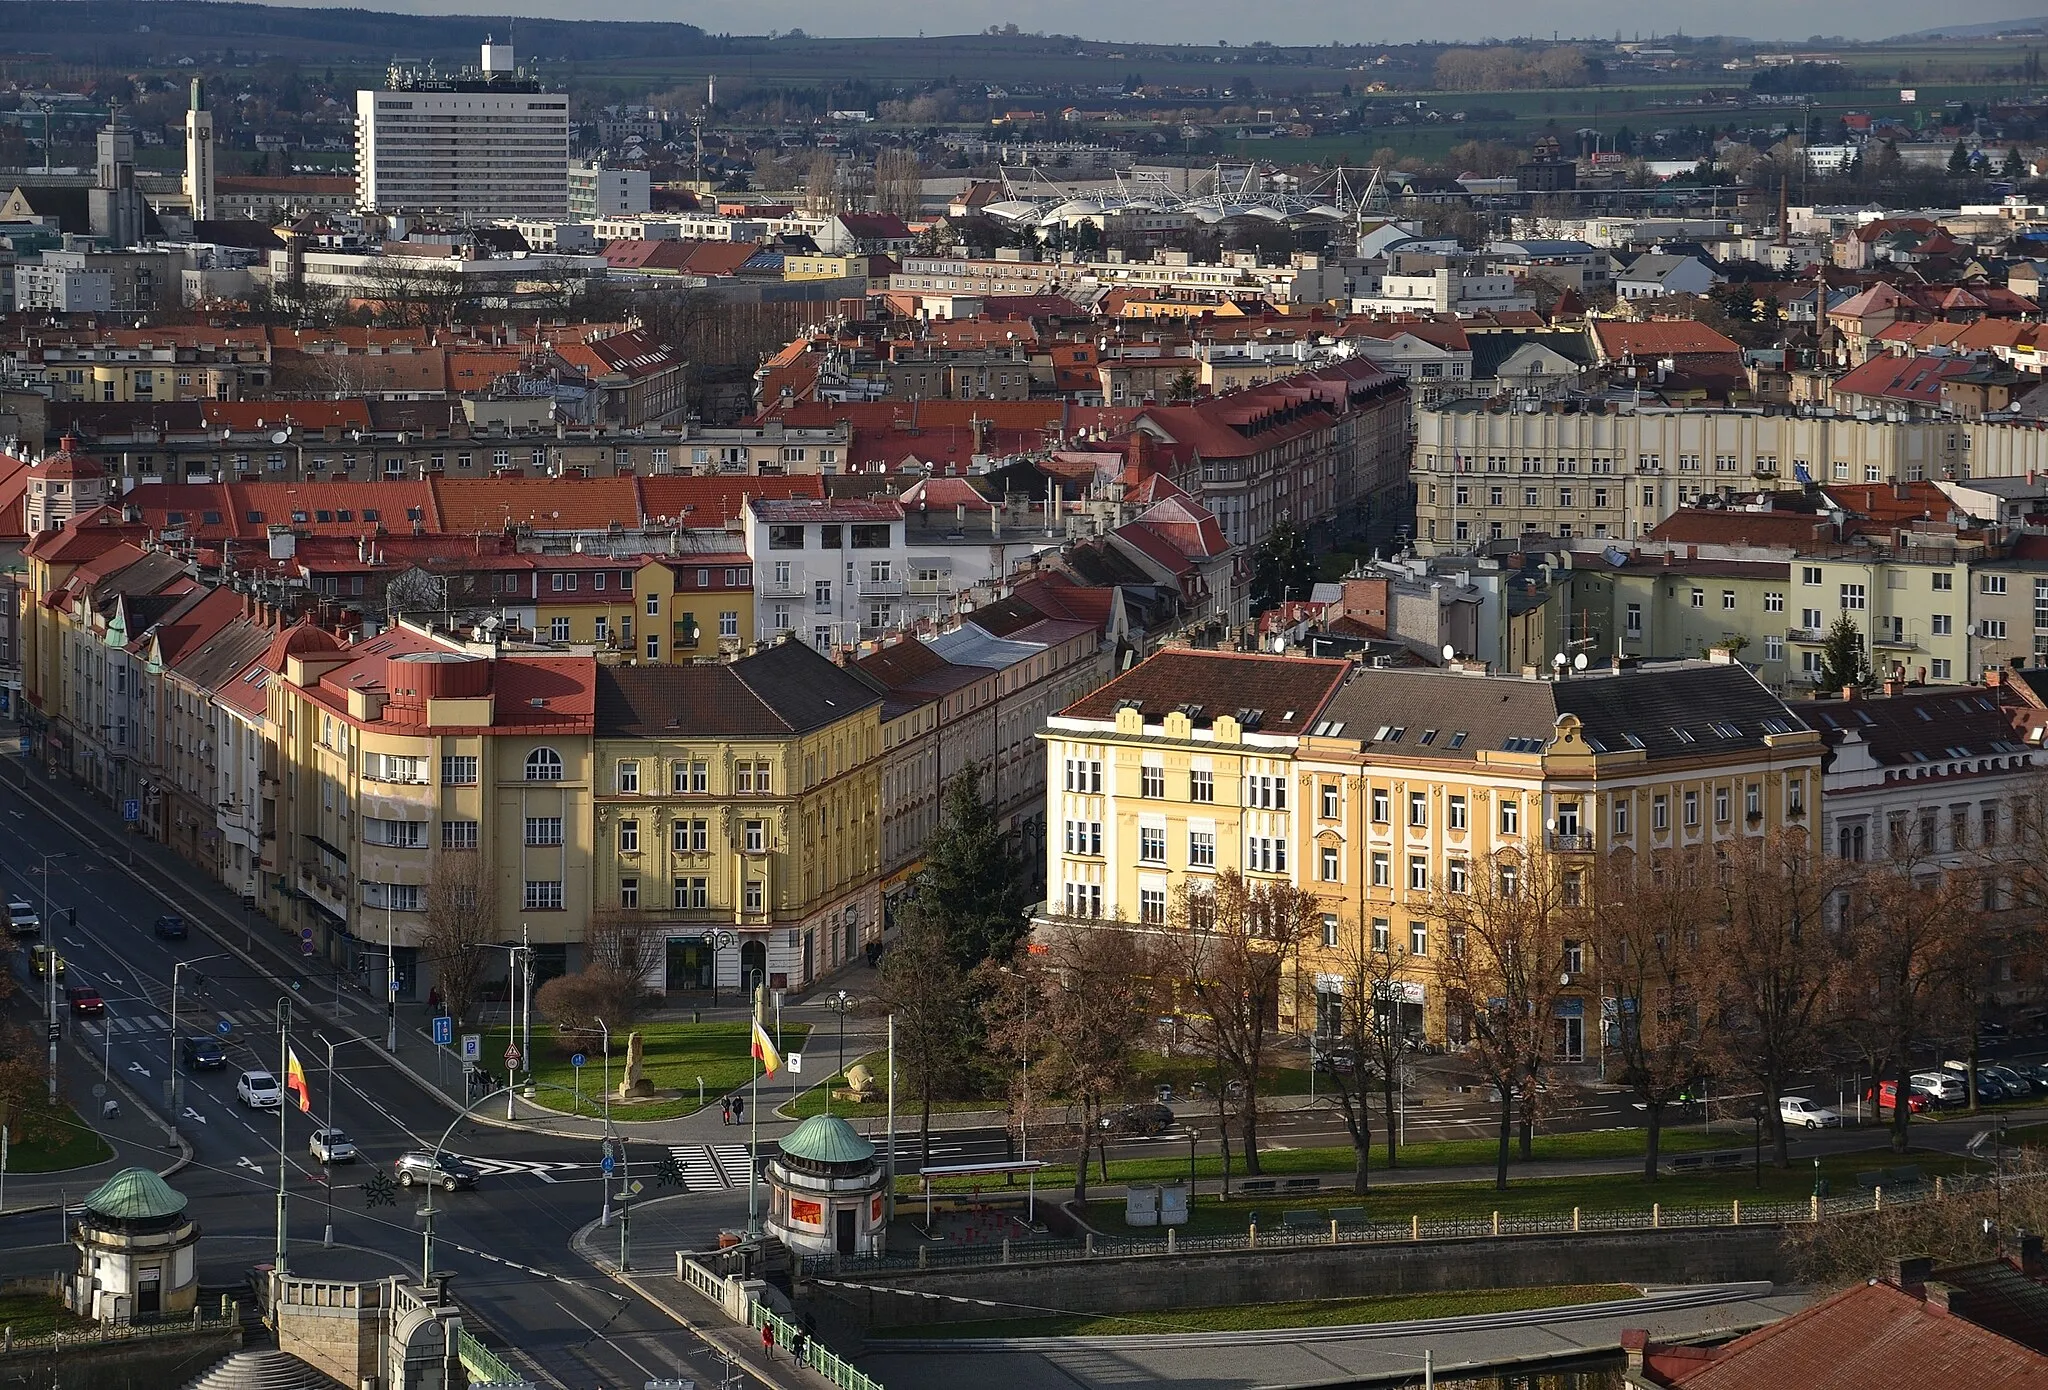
[1573,653,1589,671]
[1270,635,1285,653]
[1442,643,1456,661]
[1552,653,1568,668]
[270,430,289,445]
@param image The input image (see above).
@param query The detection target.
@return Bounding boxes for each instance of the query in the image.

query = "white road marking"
[181,1108,209,1125]
[237,1156,263,1174]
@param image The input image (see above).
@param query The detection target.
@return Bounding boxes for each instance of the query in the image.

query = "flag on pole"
[751,1018,782,1077]
[285,1048,310,1112]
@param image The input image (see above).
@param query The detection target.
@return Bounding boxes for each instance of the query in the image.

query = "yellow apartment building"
[590,639,884,993]
[1038,647,1823,1058]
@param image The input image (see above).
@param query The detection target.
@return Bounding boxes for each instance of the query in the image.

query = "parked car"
[1983,1064,2036,1099]
[309,1129,357,1164]
[2019,1061,2048,1089]
[236,1070,281,1109]
[1912,1071,1965,1105]
[181,1036,227,1070]
[1942,1060,2009,1102]
[1869,1080,1930,1114]
[152,914,188,941]
[1100,1103,1176,1137]
[394,1151,478,1191]
[1779,1096,1841,1129]
[65,985,104,1016]
[28,944,64,979]
[7,900,40,936]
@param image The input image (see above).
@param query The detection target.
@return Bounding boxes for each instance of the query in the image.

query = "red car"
[1869,1079,1929,1114]
[65,985,105,1016]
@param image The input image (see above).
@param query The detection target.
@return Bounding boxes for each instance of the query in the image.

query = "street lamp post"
[38,852,69,937]
[824,989,854,1117]
[274,996,292,1274]
[313,1032,365,1247]
[167,954,226,1116]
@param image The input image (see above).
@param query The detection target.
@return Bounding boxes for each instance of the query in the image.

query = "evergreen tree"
[1250,520,1316,615]
[1948,140,1972,177]
[2004,146,2029,180]
[1815,614,1873,693]
[917,764,1029,971]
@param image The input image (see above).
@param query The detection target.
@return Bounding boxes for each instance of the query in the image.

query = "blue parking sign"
[432,1015,453,1047]
[123,799,140,822]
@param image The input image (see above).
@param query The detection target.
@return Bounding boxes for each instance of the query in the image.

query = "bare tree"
[1584,845,1719,1179]
[1167,871,1320,1175]
[985,921,1159,1205]
[873,148,925,219]
[1313,924,1405,1193]
[875,903,972,1169]
[804,149,839,213]
[419,850,497,1026]
[1430,845,1578,1191]
[1703,829,1851,1168]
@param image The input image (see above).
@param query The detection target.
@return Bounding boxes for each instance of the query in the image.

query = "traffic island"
[522,1021,812,1122]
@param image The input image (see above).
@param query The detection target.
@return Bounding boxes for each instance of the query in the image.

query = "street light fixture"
[823,989,855,1116]
[168,954,229,1116]
[313,1031,369,1248]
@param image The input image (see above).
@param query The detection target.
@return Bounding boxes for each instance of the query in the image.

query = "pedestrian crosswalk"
[667,1143,760,1192]
[79,1008,275,1039]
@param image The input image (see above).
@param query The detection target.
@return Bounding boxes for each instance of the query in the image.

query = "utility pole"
[275,997,292,1274]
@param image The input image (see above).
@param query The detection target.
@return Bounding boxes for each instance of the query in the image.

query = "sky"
[318,1,2048,46]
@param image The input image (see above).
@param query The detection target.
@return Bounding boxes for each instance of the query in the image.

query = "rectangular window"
[1140,888,1167,925]
[1714,787,1730,823]
[1371,851,1391,887]
[1690,588,1704,609]
[1064,882,1103,918]
[743,881,764,913]
[1653,794,1669,832]
[1141,766,1165,799]
[1408,791,1428,827]
[1246,774,1288,810]
[1801,566,1823,586]
[743,820,766,853]
[673,877,709,909]
[1933,614,1952,636]
[1371,788,1390,823]
[619,877,639,909]
[1932,572,1954,591]
[1410,922,1429,956]
[441,755,478,785]
[1189,769,1214,802]
[1408,854,1428,891]
[616,760,640,794]
[1320,783,1339,819]
[1320,846,1339,881]
[1139,827,1166,863]
[1448,795,1467,830]
[1372,917,1391,951]
[1246,836,1288,873]
[1763,592,1784,613]
[1064,758,1104,794]
[523,880,564,910]
[525,816,564,847]
[1188,830,1216,867]
[441,820,479,851]
[618,819,639,854]
[1983,575,2009,595]
[1064,821,1103,856]
[645,592,661,616]
[1932,658,1953,680]
[1625,603,1642,636]
[1722,590,1737,610]
[1984,619,2008,640]
[1323,916,1341,950]
[1683,790,1700,828]
[1839,583,1865,610]
[719,611,739,639]
[1448,858,1469,893]
[1499,800,1519,836]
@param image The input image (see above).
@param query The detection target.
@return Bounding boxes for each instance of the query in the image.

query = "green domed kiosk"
[764,1114,886,1257]
[69,1168,201,1322]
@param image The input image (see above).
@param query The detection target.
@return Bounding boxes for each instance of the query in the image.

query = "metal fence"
[749,1301,886,1390]
[456,1328,529,1389]
[0,1307,240,1355]
[799,1166,2048,1277]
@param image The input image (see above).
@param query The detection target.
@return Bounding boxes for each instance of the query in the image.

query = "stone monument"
[618,1030,657,1099]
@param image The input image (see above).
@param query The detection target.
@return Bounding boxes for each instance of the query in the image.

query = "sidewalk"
[573,1190,841,1390]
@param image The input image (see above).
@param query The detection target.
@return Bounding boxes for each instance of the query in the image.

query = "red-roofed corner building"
[1124,359,1409,550]
[270,623,600,990]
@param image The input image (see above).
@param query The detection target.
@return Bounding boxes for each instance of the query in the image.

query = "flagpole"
[747,986,761,1240]
[275,996,289,1274]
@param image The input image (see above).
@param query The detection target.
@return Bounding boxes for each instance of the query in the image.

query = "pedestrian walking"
[721,1097,732,1126]
[760,1322,774,1362]
[791,1329,809,1365]
[732,1094,746,1123]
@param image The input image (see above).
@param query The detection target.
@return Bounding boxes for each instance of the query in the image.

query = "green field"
[9,1109,114,1174]
[876,1284,1643,1339]
[524,1021,810,1122]
[0,1293,90,1338]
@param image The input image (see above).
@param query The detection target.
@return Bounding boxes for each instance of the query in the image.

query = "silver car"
[236,1070,281,1109]
[309,1128,357,1163]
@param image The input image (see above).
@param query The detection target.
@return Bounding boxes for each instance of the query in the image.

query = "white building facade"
[355,43,570,217]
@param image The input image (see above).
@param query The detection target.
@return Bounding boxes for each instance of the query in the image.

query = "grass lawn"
[875,1284,1642,1339]
[902,1125,1735,1193]
[0,1293,89,1338]
[524,1022,810,1122]
[781,1050,996,1121]
[9,1109,113,1173]
[1152,1148,1978,1238]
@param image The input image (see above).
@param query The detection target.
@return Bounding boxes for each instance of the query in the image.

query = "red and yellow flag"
[750,1018,782,1077]
[284,1048,310,1112]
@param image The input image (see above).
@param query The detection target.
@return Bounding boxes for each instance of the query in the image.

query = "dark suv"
[153,914,189,941]
[394,1151,480,1191]
[181,1036,227,1070]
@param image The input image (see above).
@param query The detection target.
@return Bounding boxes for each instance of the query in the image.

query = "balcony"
[1873,628,1921,650]
[908,577,957,599]
[857,575,906,598]
[759,571,805,599]
[1548,831,1596,853]
[297,864,349,922]
[1785,626,1824,643]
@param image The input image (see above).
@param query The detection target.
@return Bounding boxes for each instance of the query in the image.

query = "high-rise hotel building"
[355,41,569,218]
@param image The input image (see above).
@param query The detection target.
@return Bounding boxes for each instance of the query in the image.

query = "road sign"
[47,1022,60,1044]
[570,1053,586,1069]
[460,1034,481,1062]
[17,736,29,753]
[300,927,315,958]
[504,1046,521,1070]
[432,1016,453,1047]
[122,799,140,823]
[787,1052,802,1074]
[601,1154,616,1176]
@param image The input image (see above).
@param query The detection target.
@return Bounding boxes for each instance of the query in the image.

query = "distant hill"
[1891,17,2048,39]
[0,1,712,64]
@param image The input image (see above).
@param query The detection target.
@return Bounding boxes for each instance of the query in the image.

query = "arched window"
[524,747,564,782]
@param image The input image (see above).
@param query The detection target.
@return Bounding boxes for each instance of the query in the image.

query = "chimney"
[1888,1255,1934,1290]
[1619,1330,1648,1376]
[1883,677,1902,696]
[1841,685,1858,702]
[2017,1232,2044,1277]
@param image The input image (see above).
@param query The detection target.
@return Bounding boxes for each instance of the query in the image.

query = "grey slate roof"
[595,637,880,739]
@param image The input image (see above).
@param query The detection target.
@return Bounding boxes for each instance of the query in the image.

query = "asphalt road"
[0,766,750,1390]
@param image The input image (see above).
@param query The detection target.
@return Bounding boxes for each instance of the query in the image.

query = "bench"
[1709,1152,1746,1170]
[1282,1177,1322,1193]
[1329,1207,1367,1226]
[1281,1210,1326,1229]
[1665,1154,1705,1173]
[1239,1179,1277,1195]
[1855,1170,1886,1191]
[1889,1165,1923,1187]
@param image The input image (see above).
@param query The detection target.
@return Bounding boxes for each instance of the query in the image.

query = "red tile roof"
[430,477,640,533]
[1061,648,1348,734]
[1644,509,1836,549]
[1592,319,1743,361]
[635,474,823,527]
